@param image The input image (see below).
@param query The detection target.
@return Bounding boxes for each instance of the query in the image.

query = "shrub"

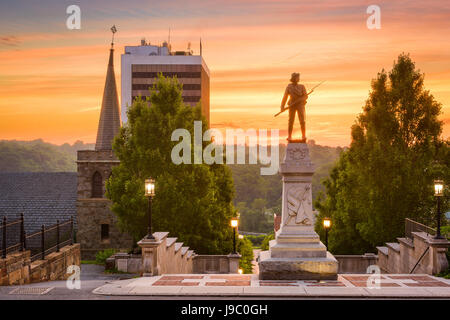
[260,233,275,251]
[245,234,266,247]
[441,226,450,239]
[95,249,117,265]
[237,237,254,274]
[436,247,450,279]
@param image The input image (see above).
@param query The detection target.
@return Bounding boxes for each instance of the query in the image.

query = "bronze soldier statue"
[280,73,308,142]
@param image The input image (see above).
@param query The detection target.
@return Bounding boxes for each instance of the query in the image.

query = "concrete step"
[397,237,414,248]
[376,246,388,256]
[153,232,169,241]
[386,242,400,252]
[174,242,183,252]
[166,237,177,248]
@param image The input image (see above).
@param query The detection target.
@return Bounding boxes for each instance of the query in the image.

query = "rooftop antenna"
[110,25,117,48]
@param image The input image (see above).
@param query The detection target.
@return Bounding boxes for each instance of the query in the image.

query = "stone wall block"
[0,245,80,285]
[8,268,22,285]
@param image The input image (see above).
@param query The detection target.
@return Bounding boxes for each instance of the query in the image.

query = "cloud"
[0,35,21,47]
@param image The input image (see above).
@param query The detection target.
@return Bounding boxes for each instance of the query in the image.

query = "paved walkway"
[93,273,450,298]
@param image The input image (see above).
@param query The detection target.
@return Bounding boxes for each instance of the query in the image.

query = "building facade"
[121,40,210,125]
[76,44,133,260]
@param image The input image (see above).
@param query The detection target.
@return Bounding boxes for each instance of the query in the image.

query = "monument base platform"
[258,250,338,280]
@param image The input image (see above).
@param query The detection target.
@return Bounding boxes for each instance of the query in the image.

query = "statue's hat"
[290,72,300,82]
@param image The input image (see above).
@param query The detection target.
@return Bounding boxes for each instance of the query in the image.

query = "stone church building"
[0,44,133,260]
[76,44,133,259]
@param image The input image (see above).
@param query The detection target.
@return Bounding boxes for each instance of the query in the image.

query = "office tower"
[121,39,210,125]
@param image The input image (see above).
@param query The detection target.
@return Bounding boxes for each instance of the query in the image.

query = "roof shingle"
[0,172,77,234]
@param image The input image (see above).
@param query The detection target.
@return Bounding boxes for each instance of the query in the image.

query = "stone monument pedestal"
[258,142,338,280]
[138,237,161,277]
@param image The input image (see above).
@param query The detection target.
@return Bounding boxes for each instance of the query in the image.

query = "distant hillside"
[0,139,94,172]
[0,139,343,213]
[228,141,344,209]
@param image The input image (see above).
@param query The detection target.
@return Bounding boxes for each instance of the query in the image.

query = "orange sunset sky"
[0,0,449,147]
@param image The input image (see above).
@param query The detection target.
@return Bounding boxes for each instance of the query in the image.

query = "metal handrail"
[405,218,436,239]
[4,219,21,228]
[410,247,430,274]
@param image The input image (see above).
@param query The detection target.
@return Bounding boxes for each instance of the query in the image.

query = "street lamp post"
[231,217,239,254]
[434,179,444,240]
[145,178,156,240]
[323,217,331,250]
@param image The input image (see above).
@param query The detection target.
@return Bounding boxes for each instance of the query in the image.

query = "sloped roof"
[0,172,77,233]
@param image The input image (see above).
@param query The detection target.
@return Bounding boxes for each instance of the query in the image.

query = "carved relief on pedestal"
[287,147,308,161]
[284,184,312,226]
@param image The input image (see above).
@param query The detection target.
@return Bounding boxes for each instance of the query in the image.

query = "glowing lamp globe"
[144,178,155,197]
[434,180,444,197]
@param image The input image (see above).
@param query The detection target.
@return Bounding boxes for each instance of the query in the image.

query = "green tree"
[106,74,235,254]
[315,54,448,254]
[238,198,273,233]
[237,237,254,274]
[260,232,274,251]
[0,140,76,172]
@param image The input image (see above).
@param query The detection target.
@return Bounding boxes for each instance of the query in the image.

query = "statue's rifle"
[274,80,325,117]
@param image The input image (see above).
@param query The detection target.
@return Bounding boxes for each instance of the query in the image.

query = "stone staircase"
[112,232,196,274]
[150,232,195,274]
[110,231,242,275]
[377,232,449,274]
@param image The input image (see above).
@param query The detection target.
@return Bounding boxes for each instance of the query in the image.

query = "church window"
[101,224,109,241]
[92,171,103,198]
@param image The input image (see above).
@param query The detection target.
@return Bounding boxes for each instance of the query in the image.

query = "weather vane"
[111,25,117,47]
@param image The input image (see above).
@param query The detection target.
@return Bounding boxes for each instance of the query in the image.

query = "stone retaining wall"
[334,254,378,274]
[193,255,241,274]
[106,253,142,274]
[0,244,80,286]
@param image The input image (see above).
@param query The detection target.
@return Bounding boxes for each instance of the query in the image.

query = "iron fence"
[0,214,24,257]
[405,218,436,240]
[1,215,74,262]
